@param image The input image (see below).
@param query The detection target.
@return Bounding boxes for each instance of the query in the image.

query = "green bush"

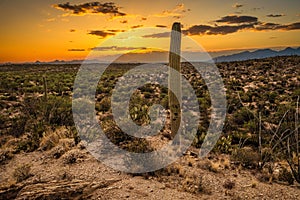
[96,97,111,112]
[232,147,260,168]
[214,135,232,154]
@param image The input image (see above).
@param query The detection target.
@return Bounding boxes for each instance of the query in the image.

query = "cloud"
[180,12,300,36]
[142,32,171,38]
[233,3,243,8]
[131,25,143,29]
[68,49,85,51]
[88,30,124,38]
[120,20,128,23]
[216,15,258,24]
[46,18,56,22]
[256,22,300,31]
[156,25,168,28]
[53,2,126,16]
[153,3,190,19]
[91,46,147,51]
[185,24,254,35]
[185,21,300,36]
[234,11,243,14]
[252,7,262,11]
[141,17,147,21]
[281,22,300,30]
[70,29,76,32]
[106,29,125,33]
[266,14,285,18]
[255,22,281,30]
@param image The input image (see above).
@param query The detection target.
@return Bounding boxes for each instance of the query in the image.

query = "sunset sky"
[0,0,299,63]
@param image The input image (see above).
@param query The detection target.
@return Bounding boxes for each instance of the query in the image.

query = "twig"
[269,110,289,145]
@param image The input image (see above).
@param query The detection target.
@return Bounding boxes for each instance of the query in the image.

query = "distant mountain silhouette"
[214,47,300,62]
[2,47,300,65]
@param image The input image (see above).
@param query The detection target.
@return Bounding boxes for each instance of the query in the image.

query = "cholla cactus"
[168,22,182,136]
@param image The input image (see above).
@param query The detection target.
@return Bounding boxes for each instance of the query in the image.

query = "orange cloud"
[53,2,126,16]
[153,3,190,19]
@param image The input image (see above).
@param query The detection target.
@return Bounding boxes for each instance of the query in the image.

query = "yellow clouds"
[153,3,190,19]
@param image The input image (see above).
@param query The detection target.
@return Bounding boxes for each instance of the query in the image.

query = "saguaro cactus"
[168,22,182,137]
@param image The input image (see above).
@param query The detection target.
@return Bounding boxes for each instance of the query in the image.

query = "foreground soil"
[1,142,299,200]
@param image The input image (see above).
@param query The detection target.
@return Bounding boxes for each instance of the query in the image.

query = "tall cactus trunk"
[168,22,182,137]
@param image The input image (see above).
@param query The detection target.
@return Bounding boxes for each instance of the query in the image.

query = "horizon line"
[1,45,299,64]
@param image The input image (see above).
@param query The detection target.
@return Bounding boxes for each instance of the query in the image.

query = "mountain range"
[1,47,300,65]
[214,47,300,62]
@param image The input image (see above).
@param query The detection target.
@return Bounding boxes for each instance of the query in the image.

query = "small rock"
[128,186,134,190]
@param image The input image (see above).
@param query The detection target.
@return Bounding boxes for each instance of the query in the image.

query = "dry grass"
[39,127,73,151]
[61,149,85,164]
[13,164,32,182]
[207,161,220,173]
[182,174,211,195]
[47,138,75,159]
[220,156,231,169]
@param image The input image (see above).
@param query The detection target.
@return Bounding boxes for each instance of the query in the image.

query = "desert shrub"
[16,132,40,152]
[200,159,220,173]
[0,135,12,148]
[0,149,13,164]
[96,97,111,112]
[160,96,169,109]
[61,149,84,164]
[49,145,66,159]
[278,167,294,185]
[223,179,235,189]
[214,135,232,154]
[7,96,74,143]
[257,167,273,183]
[102,121,131,145]
[48,138,75,158]
[232,147,260,168]
[10,116,27,138]
[122,139,157,172]
[129,104,150,126]
[44,96,74,126]
[233,107,254,125]
[39,131,61,151]
[143,91,152,99]
[267,92,278,103]
[182,174,211,194]
[243,120,257,134]
[122,138,153,153]
[0,114,7,131]
[207,161,219,173]
[39,127,73,151]
[13,164,32,182]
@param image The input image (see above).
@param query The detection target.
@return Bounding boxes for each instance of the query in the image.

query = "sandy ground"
[1,142,299,200]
